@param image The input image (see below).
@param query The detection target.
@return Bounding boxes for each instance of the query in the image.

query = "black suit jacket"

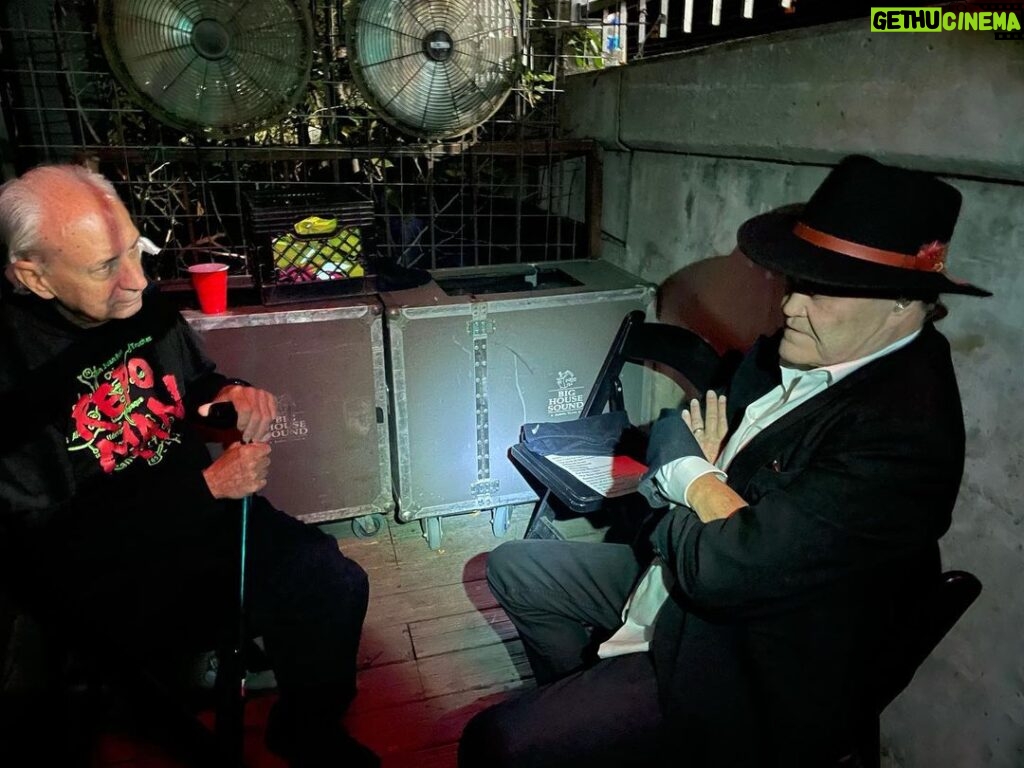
[646,324,965,767]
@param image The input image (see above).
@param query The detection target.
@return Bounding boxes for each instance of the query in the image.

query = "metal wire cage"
[0,0,604,297]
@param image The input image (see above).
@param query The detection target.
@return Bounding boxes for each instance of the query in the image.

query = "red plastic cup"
[188,263,229,314]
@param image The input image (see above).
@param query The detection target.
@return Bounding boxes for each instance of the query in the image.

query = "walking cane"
[204,402,249,767]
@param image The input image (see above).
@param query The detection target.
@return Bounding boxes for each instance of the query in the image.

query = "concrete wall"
[559,18,1024,768]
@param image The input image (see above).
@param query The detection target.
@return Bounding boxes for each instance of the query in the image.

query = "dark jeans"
[459,539,664,768]
[21,495,368,741]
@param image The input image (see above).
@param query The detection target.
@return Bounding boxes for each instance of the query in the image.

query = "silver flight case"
[185,298,393,533]
[381,260,655,548]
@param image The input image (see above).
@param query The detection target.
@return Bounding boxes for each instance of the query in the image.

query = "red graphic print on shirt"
[68,336,186,473]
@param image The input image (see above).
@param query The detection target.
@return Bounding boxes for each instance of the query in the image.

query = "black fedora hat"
[737,155,991,298]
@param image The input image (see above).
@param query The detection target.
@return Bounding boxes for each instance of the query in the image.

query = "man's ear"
[10,258,56,299]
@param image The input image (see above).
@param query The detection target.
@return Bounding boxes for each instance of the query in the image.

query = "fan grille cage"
[346,0,522,139]
[1,0,599,286]
[99,0,316,139]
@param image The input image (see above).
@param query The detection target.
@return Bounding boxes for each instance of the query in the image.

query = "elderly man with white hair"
[0,164,378,768]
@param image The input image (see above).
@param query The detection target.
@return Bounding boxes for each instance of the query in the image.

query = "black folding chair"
[510,310,736,539]
[838,569,982,768]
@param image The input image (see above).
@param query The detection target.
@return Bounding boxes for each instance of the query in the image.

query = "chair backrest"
[873,569,981,712]
[581,310,738,419]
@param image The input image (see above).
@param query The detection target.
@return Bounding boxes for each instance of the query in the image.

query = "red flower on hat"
[916,241,947,272]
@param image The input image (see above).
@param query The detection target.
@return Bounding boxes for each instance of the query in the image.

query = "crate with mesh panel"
[245,189,379,305]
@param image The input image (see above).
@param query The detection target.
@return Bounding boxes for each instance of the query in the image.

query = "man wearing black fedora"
[459,155,990,767]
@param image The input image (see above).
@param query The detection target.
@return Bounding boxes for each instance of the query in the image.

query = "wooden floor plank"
[365,579,499,628]
[348,658,427,714]
[358,621,415,669]
[367,551,488,596]
[350,638,531,716]
[334,529,399,568]
[409,606,518,659]
[417,640,532,699]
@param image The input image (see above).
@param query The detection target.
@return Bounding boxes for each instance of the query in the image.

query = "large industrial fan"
[345,0,522,140]
[98,0,314,138]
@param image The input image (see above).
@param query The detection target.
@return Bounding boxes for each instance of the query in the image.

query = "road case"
[381,260,655,548]
[185,298,393,532]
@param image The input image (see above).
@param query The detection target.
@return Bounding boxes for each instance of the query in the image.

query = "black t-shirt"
[0,286,230,569]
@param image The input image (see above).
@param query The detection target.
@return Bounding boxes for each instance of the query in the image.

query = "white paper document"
[544,454,648,498]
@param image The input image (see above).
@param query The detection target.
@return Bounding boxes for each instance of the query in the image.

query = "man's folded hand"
[203,441,272,499]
